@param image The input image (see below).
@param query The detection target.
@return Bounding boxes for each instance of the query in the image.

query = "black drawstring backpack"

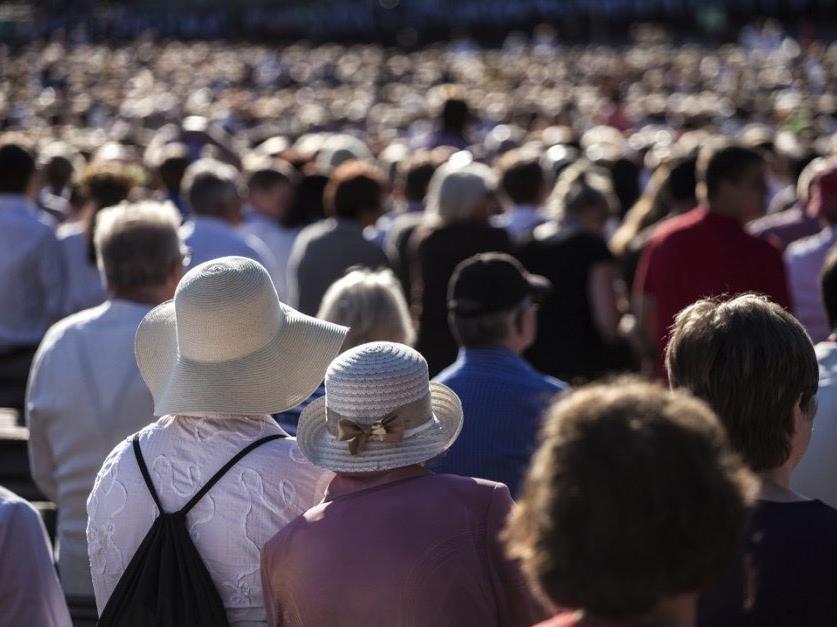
[97,433,284,627]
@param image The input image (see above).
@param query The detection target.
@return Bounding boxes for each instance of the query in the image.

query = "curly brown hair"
[504,378,755,620]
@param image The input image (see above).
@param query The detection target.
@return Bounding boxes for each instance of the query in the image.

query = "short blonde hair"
[317,268,415,352]
[424,161,496,226]
[94,200,185,291]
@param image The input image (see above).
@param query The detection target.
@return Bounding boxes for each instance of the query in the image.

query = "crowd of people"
[0,23,836,627]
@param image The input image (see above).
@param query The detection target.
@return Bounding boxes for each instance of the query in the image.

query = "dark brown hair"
[698,143,763,201]
[0,142,36,194]
[498,150,545,206]
[81,163,137,264]
[505,379,754,620]
[666,294,818,471]
[324,160,385,220]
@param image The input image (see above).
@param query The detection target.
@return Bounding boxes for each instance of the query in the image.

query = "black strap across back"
[132,434,284,515]
[97,433,285,627]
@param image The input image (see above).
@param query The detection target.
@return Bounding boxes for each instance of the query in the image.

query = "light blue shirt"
[181,215,279,277]
[239,210,300,301]
[491,204,546,243]
[56,221,107,315]
[0,195,66,351]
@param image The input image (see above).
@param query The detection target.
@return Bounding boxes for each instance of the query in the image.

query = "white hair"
[423,161,496,226]
[94,200,185,291]
[181,158,240,216]
[317,268,415,352]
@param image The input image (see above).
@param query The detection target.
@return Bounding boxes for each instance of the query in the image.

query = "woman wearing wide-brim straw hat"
[87,256,348,625]
[261,341,546,627]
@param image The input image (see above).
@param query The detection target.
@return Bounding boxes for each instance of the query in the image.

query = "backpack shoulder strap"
[178,434,284,515]
[132,436,165,514]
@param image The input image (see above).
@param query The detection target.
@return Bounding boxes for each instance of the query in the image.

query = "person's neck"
[111,286,171,307]
[705,202,745,225]
[759,466,806,502]
[581,593,696,627]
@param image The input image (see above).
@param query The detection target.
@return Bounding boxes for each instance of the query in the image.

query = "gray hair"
[547,161,618,220]
[181,158,240,216]
[94,200,185,292]
[424,161,496,226]
[317,268,415,352]
[449,304,522,348]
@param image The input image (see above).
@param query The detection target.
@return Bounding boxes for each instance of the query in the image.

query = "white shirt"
[785,224,837,343]
[491,204,546,243]
[87,414,331,626]
[56,222,107,315]
[181,216,280,279]
[26,300,155,595]
[0,487,72,627]
[793,340,837,508]
[0,195,65,351]
[239,211,300,301]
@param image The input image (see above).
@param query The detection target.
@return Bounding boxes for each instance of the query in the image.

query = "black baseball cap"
[448,253,552,317]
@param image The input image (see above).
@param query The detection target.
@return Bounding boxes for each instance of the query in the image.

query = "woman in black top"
[408,161,511,375]
[519,162,630,383]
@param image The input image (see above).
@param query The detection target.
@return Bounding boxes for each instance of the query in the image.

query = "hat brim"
[295,382,463,473]
[135,300,348,416]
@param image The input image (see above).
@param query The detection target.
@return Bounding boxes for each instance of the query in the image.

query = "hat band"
[326,392,434,455]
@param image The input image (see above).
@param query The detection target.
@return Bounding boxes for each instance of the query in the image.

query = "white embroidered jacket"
[86,414,331,626]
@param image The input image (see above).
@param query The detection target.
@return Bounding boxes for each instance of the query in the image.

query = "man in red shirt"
[633,142,791,377]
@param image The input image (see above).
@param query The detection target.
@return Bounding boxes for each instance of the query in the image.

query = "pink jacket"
[261,465,545,627]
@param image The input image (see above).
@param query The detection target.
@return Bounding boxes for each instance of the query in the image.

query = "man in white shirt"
[179,158,280,278]
[239,165,300,300]
[785,159,837,343]
[27,201,186,597]
[490,148,547,243]
[793,246,837,508]
[0,142,66,410]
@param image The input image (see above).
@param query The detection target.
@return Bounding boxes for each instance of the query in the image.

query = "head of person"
[284,172,328,228]
[317,268,415,352]
[821,246,837,334]
[323,160,386,228]
[39,142,79,194]
[134,256,348,417]
[94,201,187,305]
[246,163,296,223]
[398,153,437,208]
[295,341,463,474]
[697,142,767,223]
[548,161,618,237]
[80,162,138,263]
[505,379,756,621]
[316,134,373,176]
[181,158,243,224]
[155,143,191,198]
[424,161,496,227]
[0,141,37,197]
[666,294,818,474]
[448,253,551,355]
[497,149,546,209]
[806,158,837,226]
[440,97,470,135]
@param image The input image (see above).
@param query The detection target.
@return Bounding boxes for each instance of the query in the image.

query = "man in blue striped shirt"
[432,253,567,496]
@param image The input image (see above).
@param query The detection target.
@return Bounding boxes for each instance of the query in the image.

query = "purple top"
[260,466,545,627]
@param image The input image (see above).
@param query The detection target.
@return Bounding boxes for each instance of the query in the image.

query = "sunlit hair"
[505,378,756,619]
[317,268,415,352]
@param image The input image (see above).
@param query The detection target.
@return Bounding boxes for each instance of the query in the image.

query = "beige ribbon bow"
[336,413,406,455]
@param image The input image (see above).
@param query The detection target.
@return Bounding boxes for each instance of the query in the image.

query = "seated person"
[504,379,755,627]
[261,341,545,627]
[667,293,835,626]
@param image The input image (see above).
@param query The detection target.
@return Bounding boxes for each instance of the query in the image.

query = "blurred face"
[725,162,768,223]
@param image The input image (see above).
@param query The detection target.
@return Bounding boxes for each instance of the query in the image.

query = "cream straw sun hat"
[135,256,348,416]
[296,341,464,473]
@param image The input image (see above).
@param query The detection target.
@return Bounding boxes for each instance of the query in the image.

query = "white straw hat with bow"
[296,342,463,473]
[134,256,348,416]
